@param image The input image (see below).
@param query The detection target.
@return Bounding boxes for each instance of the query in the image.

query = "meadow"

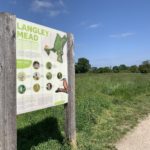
[17,73,150,150]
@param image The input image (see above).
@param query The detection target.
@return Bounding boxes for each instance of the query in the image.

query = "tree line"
[75,58,150,74]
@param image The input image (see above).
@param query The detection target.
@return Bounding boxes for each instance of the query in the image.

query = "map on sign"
[16,18,68,115]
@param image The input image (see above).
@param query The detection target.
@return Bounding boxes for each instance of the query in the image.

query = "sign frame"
[16,18,69,115]
[0,12,76,150]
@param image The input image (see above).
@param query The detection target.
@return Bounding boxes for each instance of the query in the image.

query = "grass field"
[17,73,150,150]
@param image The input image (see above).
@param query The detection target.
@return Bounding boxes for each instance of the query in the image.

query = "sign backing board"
[16,18,68,115]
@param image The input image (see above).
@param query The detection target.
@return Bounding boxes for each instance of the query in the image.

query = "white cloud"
[58,0,65,7]
[31,0,68,17]
[49,10,60,17]
[109,32,135,38]
[88,23,100,29]
[79,21,103,29]
[32,0,54,12]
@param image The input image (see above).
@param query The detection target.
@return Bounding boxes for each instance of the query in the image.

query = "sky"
[0,0,150,67]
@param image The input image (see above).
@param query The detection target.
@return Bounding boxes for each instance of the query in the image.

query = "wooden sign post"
[0,13,16,150]
[0,12,76,150]
[65,33,77,149]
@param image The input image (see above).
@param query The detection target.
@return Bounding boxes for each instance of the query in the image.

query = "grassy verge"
[17,73,150,150]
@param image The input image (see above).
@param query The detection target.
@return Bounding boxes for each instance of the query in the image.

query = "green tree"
[113,66,120,73]
[97,67,105,73]
[139,60,150,73]
[75,58,91,73]
[103,67,112,73]
[129,65,139,73]
[142,60,150,65]
[75,63,80,73]
[90,67,98,73]
[119,64,128,71]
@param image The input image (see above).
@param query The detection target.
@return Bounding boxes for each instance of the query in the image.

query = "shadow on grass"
[17,117,64,150]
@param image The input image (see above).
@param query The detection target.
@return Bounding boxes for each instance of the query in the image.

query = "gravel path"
[116,115,150,150]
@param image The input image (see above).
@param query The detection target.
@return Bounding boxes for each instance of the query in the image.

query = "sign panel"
[16,18,68,114]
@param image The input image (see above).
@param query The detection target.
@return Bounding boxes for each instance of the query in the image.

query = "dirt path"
[116,115,150,150]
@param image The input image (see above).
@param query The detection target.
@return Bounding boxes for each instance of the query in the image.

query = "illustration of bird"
[55,78,68,93]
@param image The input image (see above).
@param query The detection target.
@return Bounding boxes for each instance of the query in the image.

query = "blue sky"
[0,0,150,67]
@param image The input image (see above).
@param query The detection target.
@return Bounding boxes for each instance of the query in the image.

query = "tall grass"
[17,73,150,150]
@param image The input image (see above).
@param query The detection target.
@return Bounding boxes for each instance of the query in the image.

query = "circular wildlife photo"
[33,84,40,92]
[57,72,62,79]
[33,61,40,69]
[46,72,52,80]
[18,72,26,81]
[33,72,40,80]
[46,83,52,90]
[46,62,52,69]
[18,85,26,94]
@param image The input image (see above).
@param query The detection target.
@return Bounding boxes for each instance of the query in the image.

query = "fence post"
[0,13,16,150]
[64,33,77,149]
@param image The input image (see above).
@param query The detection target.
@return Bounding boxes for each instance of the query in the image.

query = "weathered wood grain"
[0,13,16,150]
[64,33,77,149]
